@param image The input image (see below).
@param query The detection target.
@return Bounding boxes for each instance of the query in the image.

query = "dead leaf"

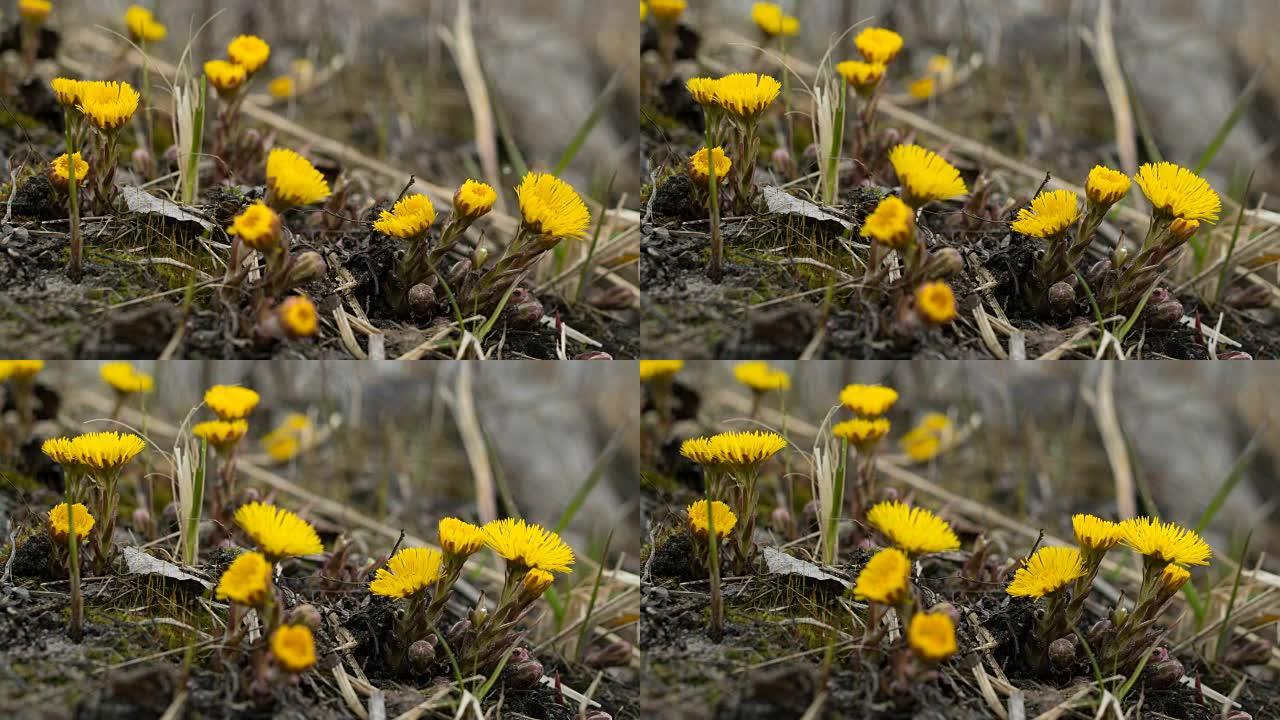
[760,185,853,229]
[122,546,213,590]
[120,185,216,231]
[761,546,851,588]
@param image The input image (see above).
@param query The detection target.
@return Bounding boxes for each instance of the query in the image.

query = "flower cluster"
[100,362,153,396]
[124,5,166,43]
[732,361,789,394]
[750,2,798,38]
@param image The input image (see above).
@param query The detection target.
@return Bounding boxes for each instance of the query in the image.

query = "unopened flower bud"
[923,247,963,279]
[407,283,436,320]
[1087,619,1111,647]
[408,639,436,673]
[770,507,792,535]
[1147,299,1184,328]
[1170,218,1199,243]
[1048,637,1076,670]
[288,604,322,629]
[469,606,488,627]
[1225,711,1253,720]
[1222,284,1272,310]
[1146,657,1183,688]
[505,657,544,689]
[1047,281,1076,316]
[1111,244,1129,268]
[242,487,261,504]
[132,148,156,178]
[131,507,151,532]
[162,144,180,168]
[1219,351,1253,360]
[1222,638,1272,668]
[284,251,327,290]
[507,292,544,328]
[574,351,612,360]
[447,259,472,287]
[584,641,633,668]
[1086,258,1112,287]
[446,619,471,645]
[928,602,960,626]
[771,148,793,177]
[472,246,489,269]
[584,712,614,720]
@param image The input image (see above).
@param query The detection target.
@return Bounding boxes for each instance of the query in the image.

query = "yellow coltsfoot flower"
[685,77,720,107]
[1005,546,1086,598]
[679,436,720,467]
[41,437,80,467]
[706,430,787,468]
[516,172,591,240]
[71,431,147,473]
[867,501,960,556]
[278,296,318,339]
[1011,190,1080,239]
[48,503,95,542]
[369,547,445,599]
[1134,162,1221,223]
[266,148,331,207]
[1170,217,1200,242]
[227,35,271,75]
[453,179,497,221]
[77,81,141,133]
[234,501,324,559]
[215,550,272,606]
[686,499,737,539]
[482,518,576,574]
[271,624,316,673]
[268,75,296,99]
[915,281,957,325]
[908,611,958,662]
[0,360,44,380]
[888,144,967,209]
[1119,517,1212,567]
[833,417,891,448]
[733,361,789,393]
[193,419,248,451]
[1085,165,1131,206]
[228,202,281,252]
[19,0,52,24]
[688,147,732,187]
[48,153,90,192]
[711,73,782,123]
[839,384,898,417]
[519,568,556,599]
[99,362,153,395]
[909,77,936,99]
[648,0,686,22]
[750,2,799,37]
[1072,514,1121,552]
[1159,564,1191,592]
[204,59,248,96]
[639,360,683,382]
[853,547,910,604]
[835,60,887,96]
[438,517,486,558]
[51,78,86,108]
[854,27,904,64]
[124,5,166,43]
[374,193,437,239]
[204,385,260,420]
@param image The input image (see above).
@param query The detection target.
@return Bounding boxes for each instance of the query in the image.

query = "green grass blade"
[1182,582,1206,630]
[1213,171,1255,308]
[1214,532,1251,662]
[574,531,613,663]
[554,69,622,176]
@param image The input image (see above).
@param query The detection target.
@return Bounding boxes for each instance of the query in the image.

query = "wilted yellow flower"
[854,27,904,64]
[268,75,295,99]
[204,385,260,420]
[279,297,317,338]
[908,612,957,662]
[686,499,737,539]
[193,420,248,450]
[483,518,576,574]
[0,360,44,381]
[454,179,497,221]
[41,437,80,467]
[48,503,95,542]
[1072,514,1121,552]
[853,547,910,604]
[373,194,436,238]
[861,195,914,250]
[516,172,591,240]
[1119,517,1212,567]
[888,144,967,208]
[706,430,787,468]
[19,0,51,23]
[909,77,935,99]
[733,361,789,393]
[1006,546,1085,598]
[48,153,90,191]
[1159,564,1191,592]
[639,360,683,382]
[271,625,316,673]
[234,501,324,559]
[712,73,782,122]
[124,5,166,43]
[648,0,686,22]
[915,281,957,325]
[520,568,556,598]
[228,202,281,252]
[204,60,248,95]
[215,550,271,606]
[77,81,141,133]
[839,384,898,417]
[1171,217,1200,242]
[438,517,486,557]
[679,436,720,466]
[1011,190,1080,239]
[751,2,799,37]
[99,362,152,394]
[1085,165,1130,206]
[688,146,732,186]
[835,60,886,96]
[266,148,331,207]
[227,35,271,74]
[833,417,891,447]
[51,78,86,108]
[369,547,444,598]
[71,431,147,473]
[1134,162,1221,223]
[867,501,960,555]
[685,77,719,107]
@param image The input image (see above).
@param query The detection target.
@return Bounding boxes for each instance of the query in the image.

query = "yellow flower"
[706,430,787,468]
[1159,564,1191,592]
[688,146,732,186]
[909,77,935,99]
[888,144,967,208]
[1085,165,1130,206]
[1171,218,1200,242]
[261,414,309,461]
[516,172,591,240]
[928,55,953,74]
[373,193,436,239]
[640,1,647,21]
[835,60,886,96]
[193,420,248,450]
[41,437,80,467]
[228,202,281,252]
[648,0,686,22]
[854,27,904,64]
[685,77,719,107]
[1011,189,1080,238]
[832,417,890,447]
[279,296,318,338]
[860,195,914,250]
[48,153,90,191]
[839,384,898,417]
[1072,514,1121,552]
[271,624,316,673]
[0,360,44,381]
[438,517,486,557]
[899,413,951,462]
[228,35,271,75]
[1006,546,1085,598]
[71,431,147,473]
[99,362,153,394]
[19,0,51,24]
[867,501,960,555]
[215,550,272,606]
[204,60,248,95]
[266,148,331,207]
[908,611,957,662]
[520,568,555,598]
[482,518,576,574]
[751,3,799,37]
[733,361,789,393]
[51,78,85,108]
[48,503,94,542]
[454,179,497,221]
[77,81,141,133]
[639,359,683,382]
[686,499,737,539]
[853,547,910,604]
[1119,517,1212,567]
[711,73,782,122]
[268,76,295,99]
[679,436,720,467]
[915,281,957,325]
[369,547,444,598]
[124,5,166,43]
[204,385,260,420]
[234,501,324,558]
[1134,162,1221,223]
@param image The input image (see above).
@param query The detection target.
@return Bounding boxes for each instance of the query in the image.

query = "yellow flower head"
[228,35,271,75]
[839,384,898,417]
[48,503,95,542]
[520,568,556,598]
[279,296,318,338]
[908,611,957,662]
[193,419,248,450]
[72,431,147,473]
[899,413,951,462]
[454,179,497,221]
[124,5,166,43]
[679,436,720,466]
[639,359,683,382]
[1085,165,1130,206]
[860,195,914,250]
[0,359,44,381]
[687,499,737,539]
[204,60,248,95]
[751,3,799,37]
[77,81,141,133]
[1119,517,1212,567]
[685,77,719,107]
[640,1,647,21]
[1072,513,1121,552]
[268,76,295,99]
[51,78,86,108]
[928,55,952,74]
[648,0,686,22]
[516,172,591,240]
[1171,217,1200,242]
[915,281,957,325]
[215,550,272,606]
[888,144,968,208]
[867,501,960,555]
[707,430,787,468]
[853,547,910,604]
[438,517,486,557]
[19,0,51,23]
[99,362,153,394]
[854,27,904,64]
[41,437,80,467]
[1134,162,1221,223]
[271,624,316,673]
[234,501,324,558]
[909,77,936,99]
[711,73,782,122]
[229,202,281,252]
[266,148,331,207]
[733,361,789,393]
[483,518,576,574]
[204,385,260,420]
[261,414,310,461]
[836,60,887,96]
[374,193,436,239]
[833,417,891,447]
[1006,545,1085,598]
[1159,563,1191,593]
[48,153,90,191]
[369,547,444,598]
[1011,189,1080,239]
[688,146,732,186]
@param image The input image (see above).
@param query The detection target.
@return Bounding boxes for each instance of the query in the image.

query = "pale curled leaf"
[760,186,853,229]
[122,546,213,589]
[120,185,215,230]
[761,546,851,588]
